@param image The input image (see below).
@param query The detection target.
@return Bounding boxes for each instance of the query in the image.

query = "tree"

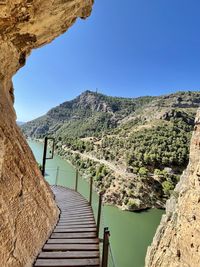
[162,181,174,196]
[138,167,148,177]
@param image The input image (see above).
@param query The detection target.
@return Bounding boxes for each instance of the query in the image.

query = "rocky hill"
[22,90,200,210]
[22,90,155,138]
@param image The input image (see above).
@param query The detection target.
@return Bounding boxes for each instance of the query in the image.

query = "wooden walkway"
[34,185,100,267]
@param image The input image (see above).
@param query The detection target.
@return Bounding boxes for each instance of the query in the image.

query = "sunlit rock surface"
[145,108,200,267]
[0,0,93,266]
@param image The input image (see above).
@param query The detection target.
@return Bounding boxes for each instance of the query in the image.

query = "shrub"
[162,180,174,196]
[138,167,148,177]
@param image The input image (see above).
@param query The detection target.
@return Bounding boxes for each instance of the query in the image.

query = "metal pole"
[42,137,48,176]
[75,169,78,192]
[97,193,102,238]
[89,176,93,205]
[55,167,59,185]
[101,227,110,267]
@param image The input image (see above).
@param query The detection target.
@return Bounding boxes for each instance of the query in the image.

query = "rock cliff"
[0,0,93,266]
[145,108,200,267]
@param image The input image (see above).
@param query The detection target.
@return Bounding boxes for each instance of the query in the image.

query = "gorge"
[22,90,200,211]
[1,1,200,267]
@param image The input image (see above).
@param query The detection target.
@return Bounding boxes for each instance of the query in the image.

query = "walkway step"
[47,238,99,244]
[43,244,99,251]
[35,258,100,266]
[55,226,96,230]
[53,228,96,233]
[51,232,96,239]
[38,251,99,258]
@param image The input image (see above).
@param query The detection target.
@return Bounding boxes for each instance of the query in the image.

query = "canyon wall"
[145,108,200,267]
[0,1,93,266]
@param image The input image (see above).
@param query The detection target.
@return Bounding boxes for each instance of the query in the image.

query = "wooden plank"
[47,238,99,244]
[61,206,90,210]
[57,221,95,226]
[58,218,95,222]
[61,206,92,210]
[59,215,94,219]
[55,225,96,229]
[38,251,99,259]
[59,206,89,210]
[61,207,91,211]
[59,202,89,205]
[59,202,89,207]
[60,209,92,213]
[43,244,99,251]
[59,214,93,218]
[60,215,94,219]
[35,258,100,266]
[57,221,96,226]
[58,198,88,202]
[60,211,93,216]
[60,208,92,212]
[60,214,93,218]
[60,211,93,214]
[57,223,95,227]
[61,201,89,205]
[55,226,96,229]
[51,232,96,239]
[58,218,94,223]
[53,228,96,233]
[59,198,88,201]
[59,216,94,220]
[58,219,95,223]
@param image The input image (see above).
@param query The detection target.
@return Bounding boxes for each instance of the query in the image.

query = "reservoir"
[29,140,163,267]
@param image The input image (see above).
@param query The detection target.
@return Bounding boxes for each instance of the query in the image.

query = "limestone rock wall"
[145,108,200,267]
[0,109,59,267]
[0,0,93,266]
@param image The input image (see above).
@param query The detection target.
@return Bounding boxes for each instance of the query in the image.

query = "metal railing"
[44,166,116,267]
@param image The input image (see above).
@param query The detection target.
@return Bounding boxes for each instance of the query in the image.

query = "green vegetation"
[124,119,192,170]
[162,181,175,196]
[22,90,200,210]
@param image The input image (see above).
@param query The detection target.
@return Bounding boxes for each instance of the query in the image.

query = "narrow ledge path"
[34,185,100,267]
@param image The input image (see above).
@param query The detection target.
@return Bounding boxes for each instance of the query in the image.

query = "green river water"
[28,140,163,267]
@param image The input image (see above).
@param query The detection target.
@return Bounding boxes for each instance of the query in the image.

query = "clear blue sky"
[14,0,200,122]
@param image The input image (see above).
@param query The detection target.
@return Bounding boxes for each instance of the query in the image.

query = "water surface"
[29,140,163,267]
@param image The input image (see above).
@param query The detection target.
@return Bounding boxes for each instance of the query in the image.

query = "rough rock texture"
[145,108,200,267]
[0,1,93,266]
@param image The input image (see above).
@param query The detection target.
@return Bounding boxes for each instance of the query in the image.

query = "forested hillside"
[22,90,200,210]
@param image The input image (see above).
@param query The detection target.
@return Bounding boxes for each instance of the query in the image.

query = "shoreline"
[28,138,166,212]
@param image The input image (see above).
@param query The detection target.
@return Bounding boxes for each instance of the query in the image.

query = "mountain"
[22,90,200,210]
[17,121,25,126]
[21,90,155,138]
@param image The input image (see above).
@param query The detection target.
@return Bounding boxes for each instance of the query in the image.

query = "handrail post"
[75,169,78,192]
[42,137,48,176]
[55,167,59,185]
[96,192,102,238]
[101,227,110,267]
[89,176,93,205]
[42,137,55,177]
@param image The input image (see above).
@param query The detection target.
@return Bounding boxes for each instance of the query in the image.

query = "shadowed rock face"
[0,0,93,266]
[145,108,200,267]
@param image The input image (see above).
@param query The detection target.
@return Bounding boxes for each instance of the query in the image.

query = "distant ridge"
[17,121,25,126]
